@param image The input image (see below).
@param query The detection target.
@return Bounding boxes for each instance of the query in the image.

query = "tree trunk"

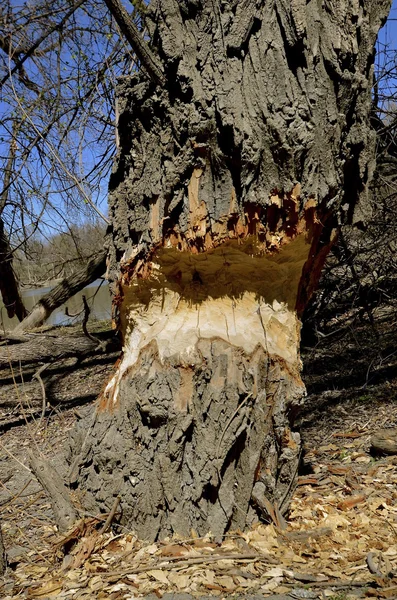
[13,250,107,333]
[0,220,27,322]
[0,120,27,323]
[69,0,391,540]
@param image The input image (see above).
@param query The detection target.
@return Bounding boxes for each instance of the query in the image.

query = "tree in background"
[0,0,138,317]
[302,11,397,343]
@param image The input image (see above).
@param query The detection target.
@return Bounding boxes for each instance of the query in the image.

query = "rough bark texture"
[30,453,78,532]
[0,333,102,365]
[13,250,106,334]
[371,429,397,455]
[70,0,391,540]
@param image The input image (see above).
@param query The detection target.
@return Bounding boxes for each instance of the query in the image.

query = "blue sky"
[379,1,397,53]
[376,1,397,113]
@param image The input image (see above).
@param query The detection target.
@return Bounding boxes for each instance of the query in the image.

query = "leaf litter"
[2,390,397,598]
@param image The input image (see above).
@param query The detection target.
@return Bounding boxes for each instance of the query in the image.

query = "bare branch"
[0,0,87,89]
[103,0,165,85]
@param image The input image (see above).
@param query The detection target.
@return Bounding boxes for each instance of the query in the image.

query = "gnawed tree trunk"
[13,250,107,333]
[69,0,391,540]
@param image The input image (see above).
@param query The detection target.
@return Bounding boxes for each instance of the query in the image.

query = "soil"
[0,312,396,599]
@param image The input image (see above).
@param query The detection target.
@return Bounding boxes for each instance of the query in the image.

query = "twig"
[33,363,50,423]
[0,0,87,88]
[99,496,121,535]
[0,440,31,473]
[0,479,33,509]
[103,0,165,85]
[81,295,107,351]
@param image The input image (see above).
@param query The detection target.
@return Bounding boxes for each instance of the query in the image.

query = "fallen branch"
[0,333,108,365]
[14,250,107,334]
[99,496,121,535]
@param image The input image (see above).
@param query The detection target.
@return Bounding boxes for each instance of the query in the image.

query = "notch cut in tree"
[69,0,392,540]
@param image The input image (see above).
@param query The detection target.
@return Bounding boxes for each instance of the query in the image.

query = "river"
[0,279,112,332]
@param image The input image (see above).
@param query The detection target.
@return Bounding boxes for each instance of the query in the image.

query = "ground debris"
[1,327,397,598]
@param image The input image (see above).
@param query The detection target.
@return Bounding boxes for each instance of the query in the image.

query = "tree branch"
[0,0,87,89]
[13,250,107,334]
[103,0,165,86]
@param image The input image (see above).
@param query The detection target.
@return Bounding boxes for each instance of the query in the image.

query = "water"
[0,279,112,332]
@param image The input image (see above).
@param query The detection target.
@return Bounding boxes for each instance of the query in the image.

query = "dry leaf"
[159,544,189,557]
[262,567,284,578]
[27,581,63,598]
[148,570,170,585]
[337,494,366,510]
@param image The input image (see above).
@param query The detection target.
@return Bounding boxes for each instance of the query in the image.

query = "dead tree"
[13,250,107,333]
[0,122,27,322]
[69,0,392,540]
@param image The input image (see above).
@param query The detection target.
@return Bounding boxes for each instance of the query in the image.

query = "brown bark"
[13,250,107,334]
[69,0,392,540]
[371,429,397,455]
[0,333,101,365]
[30,454,78,532]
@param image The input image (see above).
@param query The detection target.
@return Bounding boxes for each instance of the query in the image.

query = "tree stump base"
[371,429,397,455]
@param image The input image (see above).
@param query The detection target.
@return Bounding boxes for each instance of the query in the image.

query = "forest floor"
[0,312,396,600]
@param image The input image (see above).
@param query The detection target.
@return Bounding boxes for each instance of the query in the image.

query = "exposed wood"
[13,250,107,334]
[30,453,77,533]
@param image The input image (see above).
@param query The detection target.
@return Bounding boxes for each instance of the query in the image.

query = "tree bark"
[13,250,107,333]
[69,0,391,540]
[0,333,104,365]
[0,221,27,322]
[0,121,27,323]
[30,454,78,532]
